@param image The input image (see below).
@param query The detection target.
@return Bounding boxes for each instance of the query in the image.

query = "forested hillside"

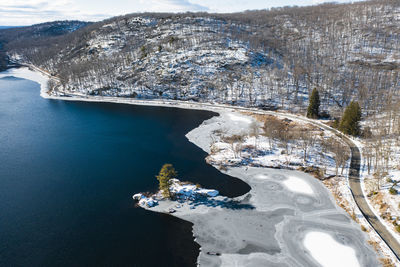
[0,21,90,70]
[2,0,400,117]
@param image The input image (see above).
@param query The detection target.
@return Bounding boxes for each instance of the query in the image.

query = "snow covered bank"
[0,67,229,113]
[0,67,50,98]
[304,232,360,267]
[132,193,159,208]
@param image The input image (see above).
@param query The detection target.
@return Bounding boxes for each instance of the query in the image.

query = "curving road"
[342,134,400,261]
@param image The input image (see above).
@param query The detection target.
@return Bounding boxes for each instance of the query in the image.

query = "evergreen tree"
[307,88,320,119]
[156,164,177,199]
[339,101,362,136]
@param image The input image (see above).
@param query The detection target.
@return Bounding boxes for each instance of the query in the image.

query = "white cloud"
[0,0,109,26]
[138,0,208,12]
[0,0,360,26]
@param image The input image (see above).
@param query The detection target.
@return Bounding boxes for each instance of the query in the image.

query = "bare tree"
[296,128,317,164]
[327,137,350,176]
[224,134,245,159]
[249,121,260,149]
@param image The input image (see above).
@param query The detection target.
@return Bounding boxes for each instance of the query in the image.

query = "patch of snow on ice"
[255,174,268,180]
[227,113,252,123]
[304,232,360,267]
[283,176,313,195]
[197,189,219,197]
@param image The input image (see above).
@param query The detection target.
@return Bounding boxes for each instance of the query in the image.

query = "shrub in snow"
[389,187,398,195]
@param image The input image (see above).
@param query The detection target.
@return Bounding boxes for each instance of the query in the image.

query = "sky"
[0,0,362,26]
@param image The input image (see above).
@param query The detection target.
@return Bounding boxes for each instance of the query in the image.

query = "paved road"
[342,135,400,261]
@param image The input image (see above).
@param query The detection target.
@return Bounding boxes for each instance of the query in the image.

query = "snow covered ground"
[355,138,400,246]
[354,116,400,247]
[205,112,350,179]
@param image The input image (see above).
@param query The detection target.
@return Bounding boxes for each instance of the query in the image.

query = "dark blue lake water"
[0,76,250,266]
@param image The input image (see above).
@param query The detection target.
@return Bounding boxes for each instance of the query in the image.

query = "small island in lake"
[133,164,223,212]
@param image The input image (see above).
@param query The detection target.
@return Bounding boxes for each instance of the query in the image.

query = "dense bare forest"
[1,0,399,119]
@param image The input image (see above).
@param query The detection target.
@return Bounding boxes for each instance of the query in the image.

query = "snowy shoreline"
[0,67,395,266]
[0,66,246,114]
